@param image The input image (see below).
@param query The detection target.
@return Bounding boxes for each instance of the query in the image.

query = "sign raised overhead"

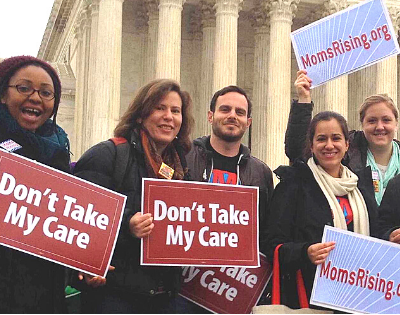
[291,0,400,88]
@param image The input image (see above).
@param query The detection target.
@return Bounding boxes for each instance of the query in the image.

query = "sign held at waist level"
[0,149,126,277]
[141,178,259,267]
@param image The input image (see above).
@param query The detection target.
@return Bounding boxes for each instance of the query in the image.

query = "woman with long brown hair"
[73,79,194,313]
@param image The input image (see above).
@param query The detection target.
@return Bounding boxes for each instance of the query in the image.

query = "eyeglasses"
[7,84,55,101]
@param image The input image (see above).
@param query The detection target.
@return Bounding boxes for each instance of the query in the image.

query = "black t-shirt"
[206,140,241,185]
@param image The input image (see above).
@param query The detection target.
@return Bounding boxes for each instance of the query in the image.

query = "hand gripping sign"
[0,149,126,277]
[311,226,400,314]
[291,0,400,88]
[141,178,259,267]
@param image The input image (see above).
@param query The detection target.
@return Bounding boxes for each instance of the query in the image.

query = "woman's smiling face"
[1,65,54,132]
[142,91,182,155]
[362,102,397,152]
[311,118,349,178]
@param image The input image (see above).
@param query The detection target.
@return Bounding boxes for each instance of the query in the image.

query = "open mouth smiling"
[322,152,338,157]
[159,125,173,130]
[22,108,42,117]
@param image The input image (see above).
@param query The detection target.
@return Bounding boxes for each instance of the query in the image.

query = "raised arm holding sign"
[265,110,378,310]
[291,0,400,87]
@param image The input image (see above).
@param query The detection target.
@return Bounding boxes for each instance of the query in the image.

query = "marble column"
[348,66,376,129]
[144,0,159,83]
[213,0,242,91]
[135,1,149,87]
[320,76,349,117]
[318,0,349,118]
[92,0,124,145]
[72,23,83,158]
[376,7,400,105]
[199,0,216,137]
[156,0,185,81]
[385,7,400,139]
[251,0,270,163]
[348,3,400,130]
[84,0,100,151]
[73,7,91,158]
[189,7,203,138]
[265,0,299,172]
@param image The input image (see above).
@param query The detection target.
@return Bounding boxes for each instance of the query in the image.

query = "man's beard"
[212,123,245,143]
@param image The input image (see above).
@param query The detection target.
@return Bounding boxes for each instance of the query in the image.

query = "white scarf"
[307,158,369,236]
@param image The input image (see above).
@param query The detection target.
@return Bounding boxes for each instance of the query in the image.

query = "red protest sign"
[179,254,272,314]
[0,149,126,277]
[141,178,259,267]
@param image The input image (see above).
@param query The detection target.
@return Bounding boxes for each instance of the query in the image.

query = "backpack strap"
[109,137,131,191]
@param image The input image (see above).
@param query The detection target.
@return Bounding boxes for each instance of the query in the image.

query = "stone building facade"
[38,0,400,172]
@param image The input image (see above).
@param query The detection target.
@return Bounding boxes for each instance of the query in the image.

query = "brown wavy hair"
[114,79,194,153]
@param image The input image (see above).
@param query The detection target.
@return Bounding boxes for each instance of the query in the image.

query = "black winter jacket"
[186,136,274,231]
[73,131,186,296]
[0,108,70,313]
[263,159,378,307]
[284,100,400,206]
[378,174,400,239]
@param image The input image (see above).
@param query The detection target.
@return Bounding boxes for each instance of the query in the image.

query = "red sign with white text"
[0,149,126,277]
[179,254,272,314]
[141,178,259,267]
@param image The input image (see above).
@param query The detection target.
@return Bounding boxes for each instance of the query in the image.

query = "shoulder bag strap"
[109,137,131,191]
[272,243,310,308]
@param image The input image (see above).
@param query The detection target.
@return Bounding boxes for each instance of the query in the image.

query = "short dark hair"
[114,79,194,153]
[304,111,349,160]
[209,85,252,117]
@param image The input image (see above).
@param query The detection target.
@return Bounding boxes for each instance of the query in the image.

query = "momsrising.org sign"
[311,226,400,313]
[291,0,400,87]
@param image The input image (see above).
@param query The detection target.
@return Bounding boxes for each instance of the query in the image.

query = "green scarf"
[366,141,400,205]
[0,103,70,165]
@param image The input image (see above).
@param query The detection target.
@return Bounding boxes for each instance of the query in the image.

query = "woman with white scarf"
[286,71,400,207]
[263,111,378,309]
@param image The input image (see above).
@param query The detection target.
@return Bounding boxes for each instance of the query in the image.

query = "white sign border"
[0,148,127,278]
[310,225,400,314]
[291,0,400,88]
[140,177,260,268]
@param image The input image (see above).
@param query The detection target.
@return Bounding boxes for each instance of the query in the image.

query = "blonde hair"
[359,94,398,124]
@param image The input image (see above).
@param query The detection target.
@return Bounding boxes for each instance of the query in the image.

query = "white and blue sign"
[311,226,400,313]
[291,0,400,88]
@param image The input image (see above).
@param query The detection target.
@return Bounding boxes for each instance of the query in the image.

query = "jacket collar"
[274,158,314,181]
[193,135,251,165]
